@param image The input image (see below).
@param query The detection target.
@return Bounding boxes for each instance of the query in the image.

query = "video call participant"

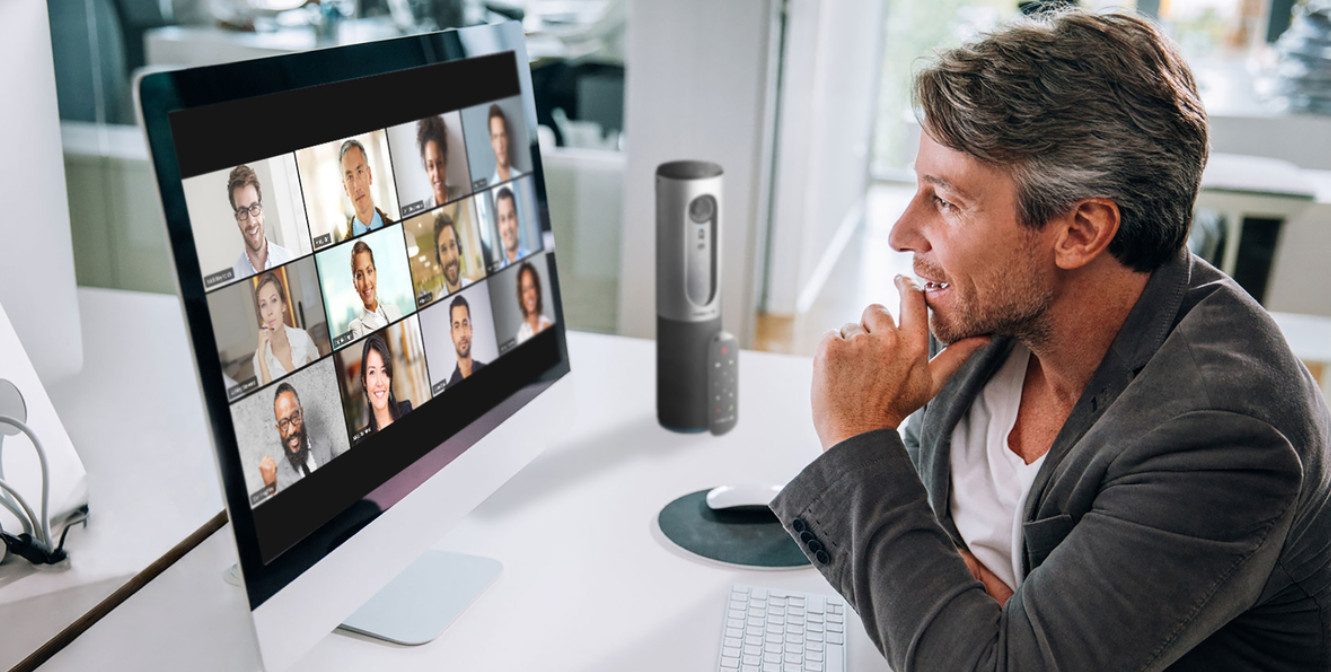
[515,261,552,344]
[417,116,463,208]
[252,272,320,385]
[434,212,469,295]
[358,333,412,434]
[487,104,523,186]
[493,186,529,269]
[348,241,403,338]
[446,295,487,385]
[258,382,340,492]
[229,164,294,280]
[341,139,394,238]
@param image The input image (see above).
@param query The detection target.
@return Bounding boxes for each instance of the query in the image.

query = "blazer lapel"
[918,337,1015,540]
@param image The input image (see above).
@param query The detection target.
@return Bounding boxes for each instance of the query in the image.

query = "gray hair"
[913,10,1208,272]
[339,138,368,164]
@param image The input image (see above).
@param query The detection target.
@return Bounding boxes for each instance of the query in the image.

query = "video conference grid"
[185,98,553,512]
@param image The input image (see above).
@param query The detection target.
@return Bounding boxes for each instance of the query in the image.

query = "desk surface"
[38,294,881,671]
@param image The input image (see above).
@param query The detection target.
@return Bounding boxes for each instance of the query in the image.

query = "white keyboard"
[716,584,848,672]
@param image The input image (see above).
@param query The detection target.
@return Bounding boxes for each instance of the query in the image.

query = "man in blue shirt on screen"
[340,139,393,238]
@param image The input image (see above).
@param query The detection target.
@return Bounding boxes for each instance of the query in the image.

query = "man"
[340,139,394,238]
[228,164,293,280]
[492,186,529,269]
[771,11,1331,671]
[446,294,487,385]
[416,115,463,208]
[258,383,340,493]
[487,104,522,186]
[347,241,402,338]
[434,211,469,295]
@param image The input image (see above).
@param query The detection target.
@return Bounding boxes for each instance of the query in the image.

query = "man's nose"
[888,198,928,254]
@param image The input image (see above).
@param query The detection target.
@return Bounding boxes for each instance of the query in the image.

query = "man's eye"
[932,195,955,212]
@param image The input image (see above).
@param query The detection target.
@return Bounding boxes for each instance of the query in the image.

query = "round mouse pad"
[657,489,810,568]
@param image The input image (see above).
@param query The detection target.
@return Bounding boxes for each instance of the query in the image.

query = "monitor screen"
[145,42,569,608]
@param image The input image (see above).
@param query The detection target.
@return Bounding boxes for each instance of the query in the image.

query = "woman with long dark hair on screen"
[514,261,553,345]
[360,333,412,434]
[253,272,320,384]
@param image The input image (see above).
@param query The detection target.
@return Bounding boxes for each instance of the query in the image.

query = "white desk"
[37,292,881,671]
[2,289,221,671]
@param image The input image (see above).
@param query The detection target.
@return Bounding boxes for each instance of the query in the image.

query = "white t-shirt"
[948,344,1047,591]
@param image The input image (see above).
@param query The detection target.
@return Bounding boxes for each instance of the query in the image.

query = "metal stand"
[336,550,503,646]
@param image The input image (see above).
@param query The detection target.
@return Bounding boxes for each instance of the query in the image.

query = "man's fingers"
[926,335,991,397]
[894,275,928,341]
[859,303,894,334]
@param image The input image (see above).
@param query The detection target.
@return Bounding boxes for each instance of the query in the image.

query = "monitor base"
[336,550,503,646]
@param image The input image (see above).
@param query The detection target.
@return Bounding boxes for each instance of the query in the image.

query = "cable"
[0,435,35,536]
[0,415,51,548]
[0,479,41,548]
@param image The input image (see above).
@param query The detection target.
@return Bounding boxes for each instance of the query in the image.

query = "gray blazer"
[275,435,339,493]
[771,249,1331,670]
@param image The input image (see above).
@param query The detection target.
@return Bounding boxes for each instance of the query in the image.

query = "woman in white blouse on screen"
[252,272,320,384]
[514,261,553,344]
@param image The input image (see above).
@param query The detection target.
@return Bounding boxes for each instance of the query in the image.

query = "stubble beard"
[928,248,1054,348]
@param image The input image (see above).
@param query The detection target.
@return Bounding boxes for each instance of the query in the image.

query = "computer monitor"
[137,22,570,670]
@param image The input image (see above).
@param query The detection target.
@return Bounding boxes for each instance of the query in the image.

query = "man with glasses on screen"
[258,382,341,494]
[446,295,487,386]
[229,164,293,280]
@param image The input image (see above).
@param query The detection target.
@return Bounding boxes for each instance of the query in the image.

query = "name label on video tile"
[205,268,235,289]
[312,233,333,249]
[401,201,426,218]
[332,332,356,349]
[227,378,259,401]
[431,380,448,397]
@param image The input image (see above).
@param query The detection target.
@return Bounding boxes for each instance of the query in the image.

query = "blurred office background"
[48,0,1331,387]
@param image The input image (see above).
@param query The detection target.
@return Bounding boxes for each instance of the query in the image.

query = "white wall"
[764,0,886,316]
[618,0,782,344]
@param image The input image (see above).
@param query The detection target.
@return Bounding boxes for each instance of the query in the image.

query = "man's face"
[422,139,447,205]
[352,250,377,310]
[437,225,461,286]
[233,185,265,254]
[273,390,305,456]
[497,196,518,259]
[450,304,472,360]
[341,146,375,220]
[888,133,1054,344]
[489,116,510,170]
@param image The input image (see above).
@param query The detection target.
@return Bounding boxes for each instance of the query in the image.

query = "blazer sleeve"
[769,410,1302,671]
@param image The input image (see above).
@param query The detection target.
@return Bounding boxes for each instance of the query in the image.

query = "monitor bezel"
[137,21,570,610]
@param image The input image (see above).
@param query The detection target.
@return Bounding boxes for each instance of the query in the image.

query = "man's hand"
[259,455,277,489]
[960,549,1014,607]
[811,275,989,450]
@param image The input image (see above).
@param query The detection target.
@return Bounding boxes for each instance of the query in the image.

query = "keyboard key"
[724,646,741,658]
[744,654,761,666]
[808,641,824,652]
[725,637,741,648]
[828,633,844,645]
[826,644,844,672]
[751,588,768,599]
[720,655,740,669]
[745,645,762,656]
[827,622,843,633]
[764,651,782,663]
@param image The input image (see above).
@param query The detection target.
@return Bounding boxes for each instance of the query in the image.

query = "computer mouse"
[705,483,784,512]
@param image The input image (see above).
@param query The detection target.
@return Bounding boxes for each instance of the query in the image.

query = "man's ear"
[1053,198,1120,271]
